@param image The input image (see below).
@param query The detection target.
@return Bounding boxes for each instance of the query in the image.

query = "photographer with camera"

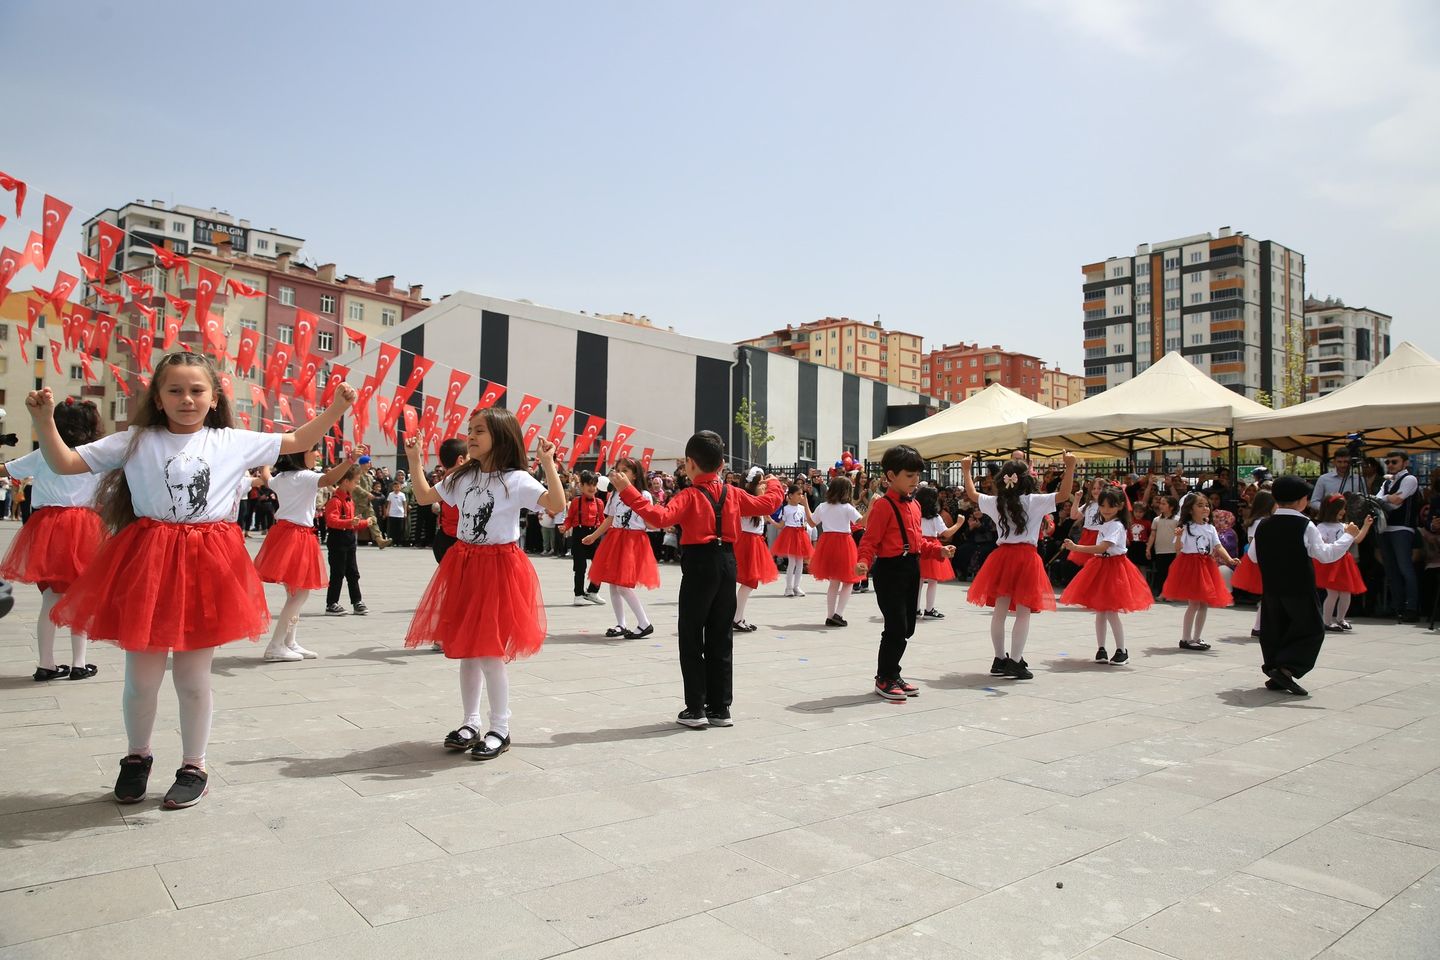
[1313,444,1367,502]
[1378,450,1422,623]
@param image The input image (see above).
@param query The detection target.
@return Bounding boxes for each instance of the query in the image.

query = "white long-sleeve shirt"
[1249,508,1354,564]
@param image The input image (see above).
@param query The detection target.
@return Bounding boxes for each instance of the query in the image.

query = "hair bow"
[1002,473,1018,489]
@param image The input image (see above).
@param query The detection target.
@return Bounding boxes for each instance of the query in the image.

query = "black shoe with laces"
[874,677,907,701]
[1095,648,1109,663]
[825,614,847,627]
[895,676,919,697]
[990,657,1008,677]
[676,708,709,729]
[352,603,368,616]
[705,707,733,727]
[114,754,153,804]
[1110,649,1129,665]
[1002,657,1033,680]
[163,765,209,809]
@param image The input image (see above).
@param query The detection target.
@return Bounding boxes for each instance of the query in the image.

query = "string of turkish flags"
[0,167,666,473]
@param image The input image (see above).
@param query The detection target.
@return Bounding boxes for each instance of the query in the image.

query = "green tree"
[734,397,775,466]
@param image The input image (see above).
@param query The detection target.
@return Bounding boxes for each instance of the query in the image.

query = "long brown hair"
[96,352,235,531]
[444,406,528,492]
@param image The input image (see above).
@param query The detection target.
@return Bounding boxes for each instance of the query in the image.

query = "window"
[320,295,336,314]
[1190,334,1204,345]
[1355,329,1372,361]
[114,394,127,419]
[1111,286,1124,296]
[70,364,84,380]
[382,309,397,327]
[172,222,185,234]
[985,354,1000,365]
[1136,261,1149,275]
[240,316,258,331]
[1190,293,1202,304]
[1212,351,1243,364]
[1165,297,1181,311]
[1164,277,1180,291]
[1163,257,1180,270]
[235,399,254,417]
[278,325,293,345]
[0,324,8,341]
[1111,265,1124,277]
[1211,307,1241,322]
[317,330,334,352]
[1111,343,1126,355]
[278,286,295,306]
[970,358,977,367]
[1164,337,1181,352]
[1085,347,1107,359]
[347,301,364,322]
[1136,321,1151,335]
[1190,251,1203,263]
[798,438,815,461]
[1112,305,1125,316]
[1085,309,1105,321]
[1137,282,1150,295]
[1136,301,1149,315]
[969,374,978,384]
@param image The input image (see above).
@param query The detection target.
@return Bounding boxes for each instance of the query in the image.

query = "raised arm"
[1054,452,1077,505]
[959,456,980,503]
[25,389,91,475]
[534,439,566,515]
[280,382,354,455]
[320,449,359,489]
[404,437,440,505]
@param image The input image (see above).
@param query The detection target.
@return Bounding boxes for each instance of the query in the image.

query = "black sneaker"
[325,603,348,616]
[352,603,368,616]
[825,614,847,627]
[990,657,1008,676]
[1110,649,1129,665]
[162,765,209,809]
[1095,648,1110,663]
[895,676,920,697]
[676,709,709,729]
[114,754,153,804]
[1002,657,1033,680]
[874,677,907,701]
[923,609,945,619]
[705,708,733,727]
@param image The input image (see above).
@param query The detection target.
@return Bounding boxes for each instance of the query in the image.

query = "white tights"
[123,648,215,768]
[735,585,753,623]
[459,657,510,738]
[826,581,853,618]
[608,584,650,631]
[1323,590,1352,624]
[917,579,938,613]
[1094,611,1126,650]
[783,559,804,594]
[37,588,88,669]
[989,599,1031,660]
[1182,602,1209,643]
[268,589,310,650]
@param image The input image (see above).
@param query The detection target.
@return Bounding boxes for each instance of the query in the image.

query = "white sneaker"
[783,590,795,598]
[264,644,302,662]
[286,641,318,659]
[573,596,587,606]
[432,642,443,652]
[794,589,806,598]
[583,592,605,605]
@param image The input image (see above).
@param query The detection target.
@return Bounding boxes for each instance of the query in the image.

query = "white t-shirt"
[4,449,101,509]
[438,468,547,545]
[271,470,323,526]
[1081,501,1102,528]
[605,489,653,531]
[386,491,407,518]
[812,501,861,534]
[76,427,281,524]
[741,513,766,535]
[780,504,808,528]
[978,492,1057,546]
[920,514,948,539]
[1093,519,1128,557]
[1316,520,1346,544]
[1152,516,1178,555]
[1178,522,1220,555]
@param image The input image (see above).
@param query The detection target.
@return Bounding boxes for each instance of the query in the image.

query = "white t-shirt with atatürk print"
[437,468,547,545]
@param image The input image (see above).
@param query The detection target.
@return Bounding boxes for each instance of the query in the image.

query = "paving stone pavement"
[0,526,1437,959]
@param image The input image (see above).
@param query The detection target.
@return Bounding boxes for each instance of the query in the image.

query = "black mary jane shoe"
[33,665,70,682]
[66,665,99,681]
[604,626,627,638]
[444,725,480,751]
[470,731,511,760]
[624,624,655,640]
[1178,640,1211,651]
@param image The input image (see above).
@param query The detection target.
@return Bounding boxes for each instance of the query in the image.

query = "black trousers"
[432,528,457,565]
[387,515,407,545]
[1150,552,1175,596]
[872,554,920,681]
[1259,589,1325,679]
[677,542,737,713]
[571,526,600,595]
[326,531,362,606]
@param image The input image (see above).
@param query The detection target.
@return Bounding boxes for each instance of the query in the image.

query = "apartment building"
[1303,296,1392,398]
[738,317,923,391]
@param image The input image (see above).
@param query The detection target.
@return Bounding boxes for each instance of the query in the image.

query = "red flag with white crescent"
[303,400,316,421]
[321,364,349,406]
[131,302,157,330]
[419,394,441,441]
[277,396,294,424]
[0,247,23,300]
[16,325,30,363]
[545,406,573,445]
[522,422,542,451]
[396,356,433,407]
[324,436,336,461]
[95,220,124,271]
[344,326,367,354]
[375,394,394,443]
[357,374,380,423]
[201,310,227,359]
[225,278,264,299]
[165,294,191,326]
[374,342,400,384]
[0,171,25,217]
[640,448,654,473]
[135,329,154,371]
[25,297,42,337]
[121,273,153,303]
[262,418,275,433]
[22,231,44,272]
[567,415,605,470]
[514,394,541,426]
[441,405,468,440]
[382,388,406,435]
[38,271,79,314]
[110,364,133,397]
[294,353,321,402]
[265,344,292,395]
[91,313,117,360]
[293,309,317,360]
[96,288,125,307]
[162,315,181,350]
[594,440,611,472]
[150,243,191,283]
[194,267,222,325]
[609,424,636,458]
[218,371,235,401]
[238,412,252,430]
[76,253,104,283]
[250,383,268,411]
[476,382,505,410]
[235,328,260,377]
[80,354,97,384]
[403,404,420,437]
[49,340,62,375]
[40,195,71,269]
[442,370,471,419]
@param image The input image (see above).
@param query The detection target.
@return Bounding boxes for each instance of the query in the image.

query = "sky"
[2,0,1437,374]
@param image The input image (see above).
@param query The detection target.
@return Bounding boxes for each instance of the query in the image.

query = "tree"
[734,397,775,467]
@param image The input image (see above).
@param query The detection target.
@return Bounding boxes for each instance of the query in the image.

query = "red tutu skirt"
[253,520,326,591]
[968,543,1056,613]
[1161,552,1233,607]
[1066,527,1099,568]
[0,506,104,593]
[51,519,269,652]
[921,554,955,583]
[1314,554,1366,594]
[589,528,661,590]
[810,531,859,583]
[1230,553,1263,594]
[1060,554,1154,612]
[772,526,812,560]
[735,531,778,589]
[403,541,545,661]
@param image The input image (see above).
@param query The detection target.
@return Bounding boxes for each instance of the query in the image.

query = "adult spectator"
[1378,450,1422,622]
[1313,447,1367,501]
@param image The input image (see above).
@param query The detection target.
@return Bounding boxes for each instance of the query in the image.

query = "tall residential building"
[1081,228,1305,403]
[1303,296,1392,399]
[920,341,1079,408]
[738,317,923,391]
[83,200,304,270]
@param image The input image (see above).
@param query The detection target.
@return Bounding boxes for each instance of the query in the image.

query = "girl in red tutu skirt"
[582,456,660,639]
[771,485,814,597]
[1064,478,1105,569]
[810,476,864,627]
[1315,495,1371,631]
[28,353,355,810]
[253,445,359,661]
[1230,491,1274,638]
[1161,493,1240,651]
[403,408,567,761]
[915,486,962,620]
[0,399,105,682]
[964,452,1077,681]
[1060,488,1152,664]
[733,467,777,632]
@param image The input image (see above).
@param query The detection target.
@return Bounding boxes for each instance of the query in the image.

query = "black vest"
[1382,470,1421,529]
[1255,514,1316,595]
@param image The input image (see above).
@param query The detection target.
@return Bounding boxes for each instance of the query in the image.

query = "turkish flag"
[293,309,317,360]
[616,444,635,462]
[375,394,394,443]
[324,436,336,461]
[80,354,97,384]
[92,313,117,360]
[262,418,275,433]
[165,294,191,326]
[0,171,25,217]
[150,243,191,283]
[441,370,471,419]
[25,297,42,337]
[321,364,349,406]
[265,344,292,395]
[40,195,72,269]
[403,404,419,437]
[303,400,316,420]
[357,374,380,424]
[194,268,222,325]
[96,288,125,307]
[382,387,407,434]
[109,367,132,397]
[250,383,268,411]
[135,329,154,371]
[441,405,468,440]
[396,356,433,407]
[49,340,62,375]
[640,448,654,473]
[225,278,264,299]
[515,394,542,426]
[522,422,542,451]
[76,252,104,283]
[294,353,322,402]
[22,231,44,272]
[38,272,79,314]
[419,394,441,441]
[0,247,23,300]
[609,424,637,459]
[594,440,611,472]
[343,326,367,354]
[16,325,30,363]
[131,302,157,330]
[201,310,227,359]
[63,305,93,351]
[238,412,252,430]
[162,315,181,350]
[567,415,605,470]
[121,273,153,303]
[235,328,260,376]
[476,382,505,410]
[277,396,294,424]
[218,371,235,400]
[545,406,573,445]
[95,220,124,271]
[374,341,399,384]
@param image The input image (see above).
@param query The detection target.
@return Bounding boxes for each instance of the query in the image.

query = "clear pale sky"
[3,0,1436,374]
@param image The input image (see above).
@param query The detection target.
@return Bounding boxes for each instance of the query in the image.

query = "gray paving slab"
[0,526,1434,959]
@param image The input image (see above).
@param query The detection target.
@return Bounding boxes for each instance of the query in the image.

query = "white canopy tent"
[866,383,1123,461]
[1025,351,1273,456]
[1233,341,1440,459]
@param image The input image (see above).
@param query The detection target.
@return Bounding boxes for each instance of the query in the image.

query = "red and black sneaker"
[894,676,920,697]
[874,677,907,702]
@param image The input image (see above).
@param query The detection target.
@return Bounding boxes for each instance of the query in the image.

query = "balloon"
[835,460,844,469]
